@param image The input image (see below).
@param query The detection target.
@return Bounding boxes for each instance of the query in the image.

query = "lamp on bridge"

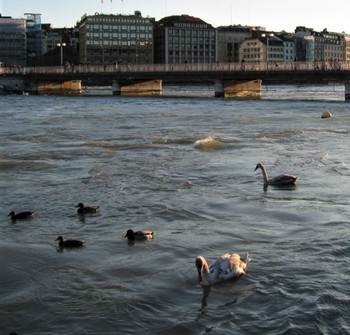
[57,42,66,66]
[261,33,274,64]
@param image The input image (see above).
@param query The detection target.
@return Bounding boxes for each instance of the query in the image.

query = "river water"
[1,85,350,334]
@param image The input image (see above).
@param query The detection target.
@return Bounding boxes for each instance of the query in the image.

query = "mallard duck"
[75,202,99,214]
[254,163,298,191]
[8,211,34,221]
[55,236,85,248]
[124,229,154,241]
[195,253,250,286]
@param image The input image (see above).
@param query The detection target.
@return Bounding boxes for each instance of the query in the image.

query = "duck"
[55,236,85,248]
[8,211,34,221]
[195,253,250,286]
[254,163,298,191]
[75,202,100,214]
[124,229,154,241]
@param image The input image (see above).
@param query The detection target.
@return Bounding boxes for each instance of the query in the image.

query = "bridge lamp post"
[261,33,274,68]
[57,42,66,66]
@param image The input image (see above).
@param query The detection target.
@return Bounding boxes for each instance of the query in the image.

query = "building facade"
[25,13,44,66]
[216,25,253,63]
[295,26,346,63]
[239,34,284,63]
[0,15,27,66]
[78,11,154,65]
[344,34,350,61]
[154,15,217,64]
[217,25,266,63]
[239,38,264,62]
[323,30,344,62]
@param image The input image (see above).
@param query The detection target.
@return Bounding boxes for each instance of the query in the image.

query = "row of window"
[173,23,208,29]
[242,54,284,59]
[325,52,345,58]
[168,58,215,64]
[86,40,152,46]
[243,47,284,53]
[86,48,151,55]
[168,37,215,44]
[0,50,25,55]
[169,50,215,57]
[169,44,215,51]
[168,28,215,38]
[86,17,151,25]
[85,32,151,40]
[86,24,152,32]
[323,46,343,51]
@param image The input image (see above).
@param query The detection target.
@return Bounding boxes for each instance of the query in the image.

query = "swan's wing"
[209,253,245,283]
[269,174,298,185]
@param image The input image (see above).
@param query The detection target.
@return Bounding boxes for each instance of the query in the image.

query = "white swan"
[195,253,250,286]
[254,163,298,191]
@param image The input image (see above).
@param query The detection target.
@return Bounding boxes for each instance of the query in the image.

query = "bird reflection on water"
[200,286,211,310]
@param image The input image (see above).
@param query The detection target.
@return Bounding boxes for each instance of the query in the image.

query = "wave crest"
[193,136,226,151]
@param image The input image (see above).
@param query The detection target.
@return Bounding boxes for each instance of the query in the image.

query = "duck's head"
[75,203,84,208]
[55,236,64,242]
[8,211,15,217]
[254,163,263,171]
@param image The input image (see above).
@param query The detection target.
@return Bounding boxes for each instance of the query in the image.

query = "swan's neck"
[200,261,211,286]
[260,166,269,185]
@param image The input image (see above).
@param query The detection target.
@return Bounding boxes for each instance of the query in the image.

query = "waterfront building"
[239,33,284,63]
[25,13,44,66]
[41,25,79,65]
[322,30,344,62]
[239,38,263,63]
[0,14,27,66]
[78,11,154,65]
[42,25,79,54]
[295,26,345,64]
[216,25,254,63]
[153,14,217,64]
[304,36,315,62]
[276,33,295,62]
[42,24,61,54]
[344,34,350,61]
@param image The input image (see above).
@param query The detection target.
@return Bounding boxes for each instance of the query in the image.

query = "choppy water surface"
[1,85,350,334]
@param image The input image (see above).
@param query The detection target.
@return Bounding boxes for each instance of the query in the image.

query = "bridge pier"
[112,80,162,96]
[214,80,225,98]
[36,80,82,95]
[345,81,350,101]
[214,80,262,98]
[0,77,82,95]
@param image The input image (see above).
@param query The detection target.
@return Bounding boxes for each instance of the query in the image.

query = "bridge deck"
[2,62,350,86]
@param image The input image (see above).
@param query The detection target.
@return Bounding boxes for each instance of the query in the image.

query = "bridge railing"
[2,61,350,75]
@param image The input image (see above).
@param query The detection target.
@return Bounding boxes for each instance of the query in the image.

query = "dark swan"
[254,163,298,191]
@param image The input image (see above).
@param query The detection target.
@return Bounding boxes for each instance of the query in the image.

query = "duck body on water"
[254,163,298,191]
[8,211,34,221]
[124,229,154,241]
[75,202,100,214]
[55,236,85,248]
[195,253,251,286]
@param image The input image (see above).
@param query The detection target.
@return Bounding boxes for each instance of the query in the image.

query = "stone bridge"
[1,61,350,99]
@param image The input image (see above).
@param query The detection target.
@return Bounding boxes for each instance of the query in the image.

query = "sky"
[1,0,350,34]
